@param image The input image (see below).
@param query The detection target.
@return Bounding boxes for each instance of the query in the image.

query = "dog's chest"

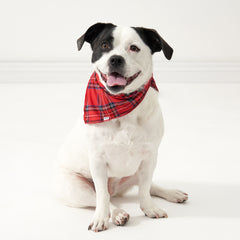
[104,120,153,177]
[87,89,163,178]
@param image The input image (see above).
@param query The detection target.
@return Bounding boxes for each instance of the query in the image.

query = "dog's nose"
[109,55,125,68]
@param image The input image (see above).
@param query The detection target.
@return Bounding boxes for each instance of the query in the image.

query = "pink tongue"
[107,75,127,87]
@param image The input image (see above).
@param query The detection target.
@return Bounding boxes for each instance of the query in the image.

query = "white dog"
[54,23,188,232]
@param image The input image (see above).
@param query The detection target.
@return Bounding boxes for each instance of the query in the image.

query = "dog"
[54,23,188,232]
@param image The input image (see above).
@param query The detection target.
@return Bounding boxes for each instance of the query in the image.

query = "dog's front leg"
[88,156,110,232]
[138,156,168,218]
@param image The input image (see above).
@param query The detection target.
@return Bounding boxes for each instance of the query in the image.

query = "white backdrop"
[1,1,240,239]
[1,0,240,62]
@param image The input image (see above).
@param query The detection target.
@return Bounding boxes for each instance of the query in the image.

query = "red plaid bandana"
[84,72,158,124]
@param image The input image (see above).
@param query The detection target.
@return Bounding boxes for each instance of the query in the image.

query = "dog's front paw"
[141,202,168,218]
[112,209,130,226]
[88,210,110,232]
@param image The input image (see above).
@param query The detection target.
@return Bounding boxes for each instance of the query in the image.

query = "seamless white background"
[0,0,240,239]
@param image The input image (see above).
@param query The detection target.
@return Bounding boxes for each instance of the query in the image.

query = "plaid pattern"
[84,72,159,124]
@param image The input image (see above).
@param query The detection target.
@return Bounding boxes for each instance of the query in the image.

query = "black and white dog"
[54,23,188,232]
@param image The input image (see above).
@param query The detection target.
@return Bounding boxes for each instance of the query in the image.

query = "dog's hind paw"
[163,189,188,203]
[112,209,130,226]
[142,207,168,219]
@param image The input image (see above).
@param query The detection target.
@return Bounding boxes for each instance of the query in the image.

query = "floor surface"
[1,81,240,239]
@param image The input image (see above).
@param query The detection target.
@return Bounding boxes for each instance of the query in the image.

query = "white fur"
[54,26,188,232]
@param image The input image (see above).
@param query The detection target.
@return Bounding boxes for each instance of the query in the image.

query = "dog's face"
[77,23,173,94]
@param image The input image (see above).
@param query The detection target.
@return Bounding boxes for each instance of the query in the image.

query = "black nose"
[109,55,125,68]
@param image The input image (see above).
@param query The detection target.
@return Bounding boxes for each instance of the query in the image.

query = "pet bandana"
[84,72,158,124]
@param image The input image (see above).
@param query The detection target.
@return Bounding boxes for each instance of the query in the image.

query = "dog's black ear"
[77,23,115,51]
[133,27,173,60]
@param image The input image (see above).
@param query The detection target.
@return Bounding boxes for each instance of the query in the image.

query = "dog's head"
[77,23,173,94]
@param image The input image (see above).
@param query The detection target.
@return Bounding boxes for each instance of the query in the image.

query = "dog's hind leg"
[150,183,188,203]
[54,167,96,208]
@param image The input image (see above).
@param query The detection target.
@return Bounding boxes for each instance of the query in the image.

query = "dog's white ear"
[133,27,173,60]
[77,23,115,51]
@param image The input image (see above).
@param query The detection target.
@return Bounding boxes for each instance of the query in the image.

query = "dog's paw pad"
[112,209,130,226]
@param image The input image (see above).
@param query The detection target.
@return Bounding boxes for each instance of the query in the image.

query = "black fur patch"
[132,27,173,60]
[77,23,116,63]
[91,26,116,62]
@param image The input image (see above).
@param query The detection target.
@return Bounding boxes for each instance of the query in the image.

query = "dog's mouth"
[99,71,141,90]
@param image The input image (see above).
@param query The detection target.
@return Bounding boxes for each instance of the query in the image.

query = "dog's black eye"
[101,42,110,49]
[130,45,140,52]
